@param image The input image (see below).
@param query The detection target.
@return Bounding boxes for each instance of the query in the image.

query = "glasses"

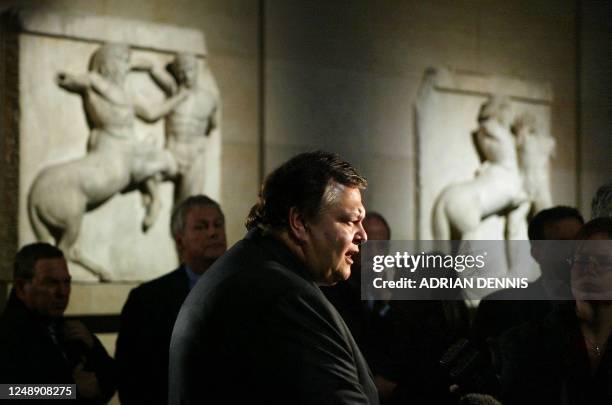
[568,254,612,271]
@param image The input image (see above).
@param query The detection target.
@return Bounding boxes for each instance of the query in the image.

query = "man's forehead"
[543,217,583,240]
[34,257,70,278]
[187,205,224,221]
[327,184,364,213]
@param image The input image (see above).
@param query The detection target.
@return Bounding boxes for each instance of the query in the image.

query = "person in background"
[378,255,471,405]
[499,217,612,404]
[115,195,227,405]
[0,243,116,403]
[472,206,584,344]
[591,181,612,219]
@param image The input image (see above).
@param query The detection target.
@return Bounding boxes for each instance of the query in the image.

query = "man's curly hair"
[245,151,367,231]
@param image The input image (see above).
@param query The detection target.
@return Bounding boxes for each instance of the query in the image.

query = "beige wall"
[578,0,612,217]
[264,0,579,240]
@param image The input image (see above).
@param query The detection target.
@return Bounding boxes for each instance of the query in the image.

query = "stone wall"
[578,0,612,217]
[264,0,579,240]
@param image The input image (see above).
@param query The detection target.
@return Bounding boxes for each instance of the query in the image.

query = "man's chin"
[332,267,351,283]
[203,247,226,260]
[47,309,66,318]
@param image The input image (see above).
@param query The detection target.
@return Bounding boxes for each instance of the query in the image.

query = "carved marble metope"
[4,8,222,281]
[415,67,555,281]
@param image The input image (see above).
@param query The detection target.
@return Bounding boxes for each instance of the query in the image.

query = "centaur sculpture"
[28,43,187,281]
[433,95,555,242]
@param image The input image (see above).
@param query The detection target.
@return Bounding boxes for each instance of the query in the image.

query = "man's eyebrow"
[347,209,364,221]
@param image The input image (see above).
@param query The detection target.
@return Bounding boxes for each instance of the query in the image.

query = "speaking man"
[169,151,378,404]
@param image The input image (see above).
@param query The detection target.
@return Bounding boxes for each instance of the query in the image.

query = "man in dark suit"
[169,151,379,404]
[0,243,116,403]
[115,195,227,404]
[472,206,584,344]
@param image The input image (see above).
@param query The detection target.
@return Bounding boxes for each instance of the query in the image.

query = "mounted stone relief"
[0,8,221,282]
[415,67,555,280]
[432,95,555,241]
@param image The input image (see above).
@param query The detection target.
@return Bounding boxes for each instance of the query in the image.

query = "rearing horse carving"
[28,43,187,280]
[432,96,554,242]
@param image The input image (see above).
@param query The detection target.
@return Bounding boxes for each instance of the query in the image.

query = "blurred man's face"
[363,217,390,241]
[302,184,367,285]
[176,205,227,273]
[358,215,391,294]
[571,233,612,301]
[356,216,391,272]
[535,217,583,282]
[17,257,71,318]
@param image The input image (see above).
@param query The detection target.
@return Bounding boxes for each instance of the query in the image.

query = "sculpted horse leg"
[57,210,113,282]
[504,201,532,271]
[141,176,162,232]
[132,149,178,231]
[28,201,55,245]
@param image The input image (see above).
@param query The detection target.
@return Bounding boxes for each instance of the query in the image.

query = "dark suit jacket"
[0,292,116,403]
[169,228,379,405]
[499,303,612,405]
[472,278,553,345]
[116,267,190,405]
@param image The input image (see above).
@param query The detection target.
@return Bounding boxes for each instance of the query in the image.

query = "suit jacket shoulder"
[169,230,379,405]
[129,268,189,303]
[116,268,190,405]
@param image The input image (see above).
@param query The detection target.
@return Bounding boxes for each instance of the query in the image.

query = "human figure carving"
[28,43,188,281]
[514,112,555,213]
[142,53,220,205]
[433,96,527,241]
[504,112,556,241]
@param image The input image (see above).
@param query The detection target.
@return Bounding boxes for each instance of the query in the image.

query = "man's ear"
[174,234,185,258]
[14,278,30,301]
[531,242,543,265]
[288,207,309,243]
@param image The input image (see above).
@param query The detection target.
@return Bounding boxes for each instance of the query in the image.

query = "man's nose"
[355,222,368,245]
[57,282,71,297]
[206,226,219,239]
[584,259,600,274]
